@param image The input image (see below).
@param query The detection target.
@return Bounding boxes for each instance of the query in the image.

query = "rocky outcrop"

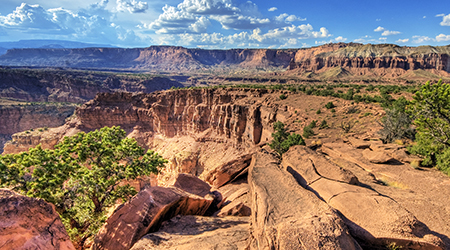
[283,146,444,249]
[0,189,75,250]
[248,150,361,249]
[93,186,214,250]
[1,43,449,74]
[130,215,250,250]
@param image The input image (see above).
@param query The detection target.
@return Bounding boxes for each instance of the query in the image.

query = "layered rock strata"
[0,189,75,250]
[1,43,449,73]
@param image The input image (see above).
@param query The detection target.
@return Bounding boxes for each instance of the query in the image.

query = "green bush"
[0,126,167,247]
[325,101,336,109]
[279,94,287,100]
[269,121,305,156]
[378,97,415,143]
[319,120,329,129]
[302,120,317,138]
[316,109,321,114]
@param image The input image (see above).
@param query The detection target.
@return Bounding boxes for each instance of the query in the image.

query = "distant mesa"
[0,42,449,77]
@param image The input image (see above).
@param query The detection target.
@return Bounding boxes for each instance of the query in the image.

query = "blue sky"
[0,0,449,48]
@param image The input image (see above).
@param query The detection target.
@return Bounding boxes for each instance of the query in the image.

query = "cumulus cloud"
[396,38,409,43]
[147,0,314,34]
[381,30,400,36]
[152,23,330,48]
[438,14,450,26]
[178,0,238,15]
[374,26,384,32]
[412,35,432,43]
[275,13,306,23]
[268,7,277,12]
[146,5,211,34]
[116,0,148,13]
[436,34,450,42]
[374,26,400,36]
[0,2,147,46]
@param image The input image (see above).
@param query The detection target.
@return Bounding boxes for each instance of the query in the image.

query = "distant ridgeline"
[0,43,449,73]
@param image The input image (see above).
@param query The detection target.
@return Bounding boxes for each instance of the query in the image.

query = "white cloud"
[436,34,450,42]
[412,35,433,43]
[275,13,305,23]
[116,0,148,13]
[212,14,270,30]
[423,16,426,18]
[178,0,238,15]
[374,26,384,32]
[439,14,450,26]
[334,36,347,42]
[396,38,409,43]
[152,24,330,48]
[0,2,147,46]
[381,30,400,36]
[268,7,277,12]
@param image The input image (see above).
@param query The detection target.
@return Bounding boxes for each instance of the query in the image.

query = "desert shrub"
[345,106,359,114]
[302,120,317,138]
[0,126,166,247]
[378,97,415,143]
[316,109,321,114]
[408,80,450,174]
[279,94,287,100]
[269,121,305,156]
[325,101,336,109]
[340,120,356,133]
[319,120,329,129]
[331,108,336,113]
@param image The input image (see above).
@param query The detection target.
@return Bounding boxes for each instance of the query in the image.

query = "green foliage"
[279,94,287,100]
[316,109,321,114]
[269,121,305,156]
[303,120,317,138]
[325,101,336,109]
[319,120,329,129]
[0,126,166,246]
[378,97,415,143]
[409,80,450,174]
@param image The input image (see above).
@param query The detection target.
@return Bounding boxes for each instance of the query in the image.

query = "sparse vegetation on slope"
[0,126,167,248]
[269,121,305,156]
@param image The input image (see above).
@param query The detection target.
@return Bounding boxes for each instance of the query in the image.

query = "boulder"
[282,146,444,249]
[165,173,211,197]
[249,150,361,249]
[205,153,253,188]
[362,148,395,164]
[217,201,251,217]
[0,189,75,250]
[130,215,250,250]
[347,137,371,149]
[93,186,214,250]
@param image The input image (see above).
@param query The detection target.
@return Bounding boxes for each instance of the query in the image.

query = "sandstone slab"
[93,186,213,250]
[0,189,75,250]
[249,150,361,250]
[283,146,444,249]
[131,215,250,250]
[362,148,395,164]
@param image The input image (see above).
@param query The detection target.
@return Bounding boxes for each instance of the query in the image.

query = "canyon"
[3,88,450,250]
[0,43,449,77]
[1,42,450,249]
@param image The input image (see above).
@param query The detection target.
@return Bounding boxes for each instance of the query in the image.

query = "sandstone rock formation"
[130,215,250,250]
[93,186,214,250]
[0,189,75,250]
[248,150,361,249]
[1,43,449,75]
[283,146,444,249]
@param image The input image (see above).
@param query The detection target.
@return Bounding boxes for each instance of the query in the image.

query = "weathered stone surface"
[283,145,359,186]
[130,215,250,250]
[347,137,371,149]
[362,148,395,164]
[283,146,445,249]
[249,150,361,250]
[0,189,75,250]
[93,186,213,250]
[165,173,211,197]
[217,201,251,217]
[205,153,253,188]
